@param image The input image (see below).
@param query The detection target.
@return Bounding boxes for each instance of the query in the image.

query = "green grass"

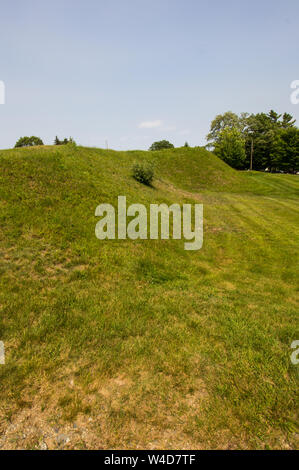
[0,145,298,449]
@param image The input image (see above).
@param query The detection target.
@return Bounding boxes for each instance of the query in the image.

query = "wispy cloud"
[138,120,162,129]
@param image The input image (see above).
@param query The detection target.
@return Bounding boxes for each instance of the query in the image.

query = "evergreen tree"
[281,113,296,128]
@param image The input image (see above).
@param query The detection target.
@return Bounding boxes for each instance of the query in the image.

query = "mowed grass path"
[0,146,298,449]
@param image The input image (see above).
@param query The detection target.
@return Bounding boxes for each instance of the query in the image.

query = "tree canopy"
[149,140,174,151]
[207,110,299,173]
[214,128,246,170]
[54,136,75,145]
[15,136,44,148]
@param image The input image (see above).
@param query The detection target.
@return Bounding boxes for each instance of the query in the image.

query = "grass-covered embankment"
[0,145,298,449]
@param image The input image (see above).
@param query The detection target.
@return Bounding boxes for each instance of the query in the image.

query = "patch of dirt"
[0,370,210,450]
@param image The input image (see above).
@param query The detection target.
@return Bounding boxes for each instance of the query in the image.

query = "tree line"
[12,112,299,174]
[207,110,299,173]
[14,136,75,148]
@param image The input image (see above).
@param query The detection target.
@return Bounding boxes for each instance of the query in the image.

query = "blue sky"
[0,0,298,150]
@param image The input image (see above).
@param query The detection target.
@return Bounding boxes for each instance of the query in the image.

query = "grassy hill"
[0,145,298,449]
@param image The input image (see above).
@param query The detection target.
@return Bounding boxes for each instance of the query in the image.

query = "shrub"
[54,136,76,145]
[15,136,44,148]
[132,161,154,186]
[149,140,174,151]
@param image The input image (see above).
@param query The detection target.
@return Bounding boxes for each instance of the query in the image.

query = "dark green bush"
[54,136,76,145]
[149,140,174,151]
[15,136,44,148]
[132,161,154,186]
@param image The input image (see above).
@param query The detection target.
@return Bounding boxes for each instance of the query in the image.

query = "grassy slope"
[0,145,298,449]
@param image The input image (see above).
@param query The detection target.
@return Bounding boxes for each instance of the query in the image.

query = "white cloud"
[138,120,162,129]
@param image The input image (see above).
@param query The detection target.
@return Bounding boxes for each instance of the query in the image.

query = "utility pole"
[105,140,108,150]
[250,138,253,171]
